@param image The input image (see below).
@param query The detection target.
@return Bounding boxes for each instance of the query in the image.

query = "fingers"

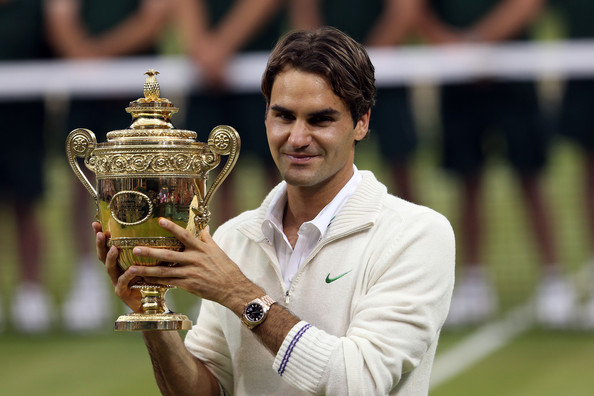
[95,229,108,264]
[92,221,102,234]
[199,225,212,243]
[103,246,144,311]
[157,217,201,247]
[132,245,187,265]
[105,246,121,287]
[129,265,183,288]
[114,266,143,299]
[105,248,139,292]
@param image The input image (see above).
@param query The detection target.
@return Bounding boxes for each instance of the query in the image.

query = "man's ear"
[354,109,371,142]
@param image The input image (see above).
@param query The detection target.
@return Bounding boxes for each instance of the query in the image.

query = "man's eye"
[310,116,333,125]
[276,113,294,121]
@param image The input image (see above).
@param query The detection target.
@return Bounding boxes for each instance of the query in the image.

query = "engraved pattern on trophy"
[65,70,240,331]
[87,147,217,178]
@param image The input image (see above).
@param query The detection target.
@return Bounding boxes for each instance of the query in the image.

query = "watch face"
[246,302,264,322]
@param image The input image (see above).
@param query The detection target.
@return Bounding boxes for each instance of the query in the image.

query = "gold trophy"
[65,70,240,331]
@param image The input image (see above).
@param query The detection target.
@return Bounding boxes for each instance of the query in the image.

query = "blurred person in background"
[45,0,172,332]
[0,0,53,334]
[171,0,286,224]
[289,0,420,202]
[417,0,578,328]
[551,0,594,328]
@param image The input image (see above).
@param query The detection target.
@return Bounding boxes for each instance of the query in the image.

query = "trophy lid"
[106,69,197,141]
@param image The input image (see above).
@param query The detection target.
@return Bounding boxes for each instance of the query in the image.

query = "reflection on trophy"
[65,69,240,331]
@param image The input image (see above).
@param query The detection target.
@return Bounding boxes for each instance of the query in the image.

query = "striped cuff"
[273,321,338,393]
[277,322,312,376]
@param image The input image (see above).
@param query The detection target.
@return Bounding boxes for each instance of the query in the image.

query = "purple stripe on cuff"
[278,323,312,376]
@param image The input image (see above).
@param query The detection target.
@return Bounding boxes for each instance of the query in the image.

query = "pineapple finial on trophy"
[125,69,178,129]
[144,69,160,100]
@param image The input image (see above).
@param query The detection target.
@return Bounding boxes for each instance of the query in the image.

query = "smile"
[285,154,317,164]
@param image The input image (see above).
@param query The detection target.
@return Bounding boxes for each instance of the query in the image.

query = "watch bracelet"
[258,294,276,308]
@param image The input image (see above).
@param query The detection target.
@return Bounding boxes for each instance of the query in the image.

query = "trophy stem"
[114,285,192,331]
[140,286,169,314]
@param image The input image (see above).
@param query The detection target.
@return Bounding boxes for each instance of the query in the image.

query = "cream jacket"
[185,171,455,395]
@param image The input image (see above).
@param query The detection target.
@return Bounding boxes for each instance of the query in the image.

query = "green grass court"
[1,329,593,395]
[1,116,594,394]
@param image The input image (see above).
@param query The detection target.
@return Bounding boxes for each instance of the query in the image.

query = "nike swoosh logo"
[325,270,352,284]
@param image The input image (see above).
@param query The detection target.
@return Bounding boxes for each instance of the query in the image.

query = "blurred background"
[1,0,594,395]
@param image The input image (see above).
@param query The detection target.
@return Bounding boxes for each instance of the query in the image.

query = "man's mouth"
[285,153,317,164]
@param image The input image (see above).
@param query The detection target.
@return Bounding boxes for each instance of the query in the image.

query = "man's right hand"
[92,221,143,313]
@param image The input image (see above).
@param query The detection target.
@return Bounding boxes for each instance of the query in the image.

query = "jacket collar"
[237,170,386,243]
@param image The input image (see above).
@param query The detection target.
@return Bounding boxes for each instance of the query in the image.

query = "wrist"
[241,295,276,330]
[223,282,266,317]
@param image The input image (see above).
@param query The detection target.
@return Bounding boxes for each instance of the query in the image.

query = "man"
[95,27,455,395]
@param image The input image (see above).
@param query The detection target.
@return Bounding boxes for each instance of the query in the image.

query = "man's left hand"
[130,218,264,315]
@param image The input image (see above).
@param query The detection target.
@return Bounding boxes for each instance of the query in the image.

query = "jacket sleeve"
[272,210,456,395]
[184,299,234,394]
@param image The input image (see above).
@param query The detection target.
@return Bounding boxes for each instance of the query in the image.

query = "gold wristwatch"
[241,295,276,330]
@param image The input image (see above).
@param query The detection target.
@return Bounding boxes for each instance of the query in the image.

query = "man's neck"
[281,178,347,247]
[284,176,346,221]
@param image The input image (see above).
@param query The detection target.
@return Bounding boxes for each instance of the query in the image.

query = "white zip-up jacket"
[185,171,456,395]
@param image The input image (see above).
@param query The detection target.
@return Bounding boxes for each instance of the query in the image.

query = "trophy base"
[114,312,192,331]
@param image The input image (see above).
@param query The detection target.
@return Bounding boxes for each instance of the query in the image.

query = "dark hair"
[261,27,376,127]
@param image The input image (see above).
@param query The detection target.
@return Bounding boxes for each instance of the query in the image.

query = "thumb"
[199,225,211,242]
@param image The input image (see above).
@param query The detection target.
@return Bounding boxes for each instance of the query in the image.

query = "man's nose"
[288,120,311,148]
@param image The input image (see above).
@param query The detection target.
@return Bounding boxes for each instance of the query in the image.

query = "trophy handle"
[203,125,241,207]
[65,128,98,201]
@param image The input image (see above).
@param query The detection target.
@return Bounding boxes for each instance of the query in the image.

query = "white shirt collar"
[263,165,362,242]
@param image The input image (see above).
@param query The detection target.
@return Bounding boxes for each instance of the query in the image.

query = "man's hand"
[92,223,222,395]
[128,218,264,316]
[92,221,143,312]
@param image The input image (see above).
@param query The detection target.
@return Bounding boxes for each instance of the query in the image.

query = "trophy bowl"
[65,70,240,331]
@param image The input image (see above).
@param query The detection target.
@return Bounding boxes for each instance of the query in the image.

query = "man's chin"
[282,172,317,188]
[283,177,311,187]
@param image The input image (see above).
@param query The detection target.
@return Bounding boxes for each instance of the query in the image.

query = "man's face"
[265,68,369,192]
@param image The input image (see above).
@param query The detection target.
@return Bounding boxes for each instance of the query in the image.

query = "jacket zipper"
[281,223,372,307]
